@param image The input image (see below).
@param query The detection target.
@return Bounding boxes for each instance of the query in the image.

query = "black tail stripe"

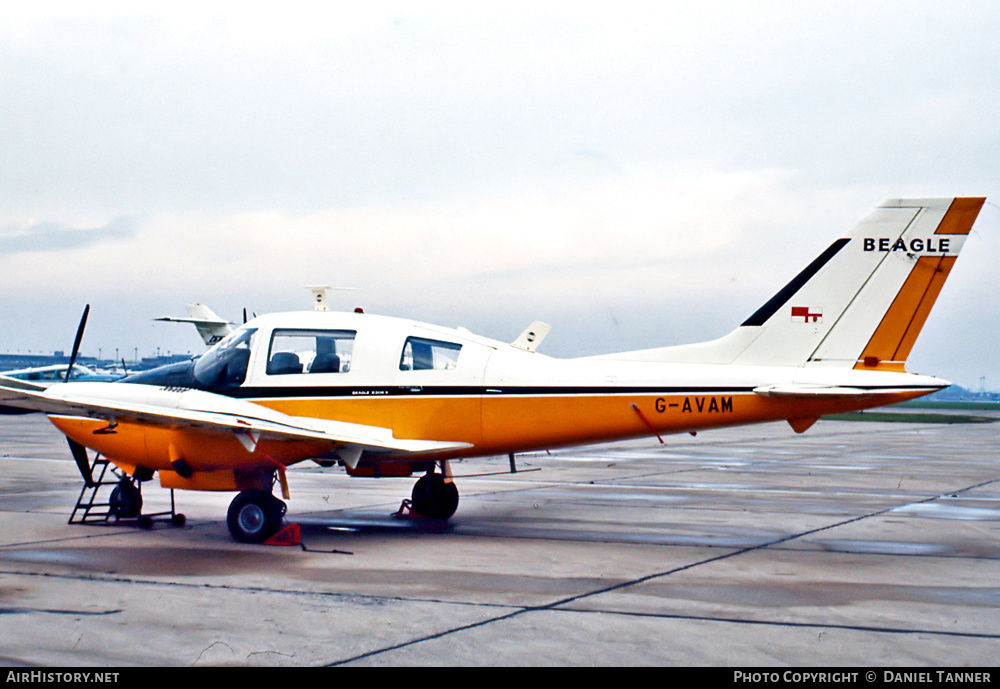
[741,238,851,327]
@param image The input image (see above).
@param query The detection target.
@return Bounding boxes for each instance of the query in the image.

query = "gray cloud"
[0,4,997,389]
[0,217,136,253]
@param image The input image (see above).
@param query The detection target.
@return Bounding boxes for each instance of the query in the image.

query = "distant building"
[1,351,194,375]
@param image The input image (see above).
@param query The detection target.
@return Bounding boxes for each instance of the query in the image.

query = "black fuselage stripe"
[216,385,753,399]
[209,384,940,400]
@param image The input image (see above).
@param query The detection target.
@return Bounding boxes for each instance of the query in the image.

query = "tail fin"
[155,304,233,347]
[731,197,985,369]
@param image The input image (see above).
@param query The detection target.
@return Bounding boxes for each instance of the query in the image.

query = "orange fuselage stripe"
[50,387,933,490]
[256,389,928,457]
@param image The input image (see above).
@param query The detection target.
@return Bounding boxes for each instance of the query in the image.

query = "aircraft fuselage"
[45,309,945,486]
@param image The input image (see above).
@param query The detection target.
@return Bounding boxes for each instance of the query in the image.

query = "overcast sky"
[1,2,997,389]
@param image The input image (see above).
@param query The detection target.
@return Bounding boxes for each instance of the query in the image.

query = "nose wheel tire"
[109,479,142,519]
[227,490,286,543]
[411,472,459,520]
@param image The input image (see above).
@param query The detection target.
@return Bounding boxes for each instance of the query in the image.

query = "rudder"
[849,197,985,371]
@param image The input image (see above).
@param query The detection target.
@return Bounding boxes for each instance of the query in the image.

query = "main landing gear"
[397,462,460,520]
[227,489,287,543]
[226,461,461,542]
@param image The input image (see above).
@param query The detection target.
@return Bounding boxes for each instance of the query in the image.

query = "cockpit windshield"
[193,327,257,388]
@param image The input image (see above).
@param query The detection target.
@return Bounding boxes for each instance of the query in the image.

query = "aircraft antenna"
[306,285,362,312]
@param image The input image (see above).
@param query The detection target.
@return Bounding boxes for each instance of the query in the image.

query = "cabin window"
[266,329,356,376]
[399,337,462,371]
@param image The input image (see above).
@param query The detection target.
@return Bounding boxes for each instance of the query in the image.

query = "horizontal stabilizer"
[155,304,232,346]
[753,385,873,397]
[753,382,946,397]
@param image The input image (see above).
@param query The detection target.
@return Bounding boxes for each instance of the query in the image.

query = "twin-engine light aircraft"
[0,197,986,542]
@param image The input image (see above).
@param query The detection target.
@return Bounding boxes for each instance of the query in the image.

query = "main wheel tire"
[109,480,142,519]
[411,473,459,520]
[227,490,284,543]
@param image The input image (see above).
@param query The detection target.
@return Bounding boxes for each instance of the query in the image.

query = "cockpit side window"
[399,337,462,371]
[193,327,257,388]
[267,329,356,376]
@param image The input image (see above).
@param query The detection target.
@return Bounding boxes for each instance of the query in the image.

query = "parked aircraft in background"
[1,364,121,385]
[0,364,122,415]
[0,197,986,542]
[155,303,233,346]
[1,301,229,413]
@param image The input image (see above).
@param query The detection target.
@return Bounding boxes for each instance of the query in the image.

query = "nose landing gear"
[109,478,142,520]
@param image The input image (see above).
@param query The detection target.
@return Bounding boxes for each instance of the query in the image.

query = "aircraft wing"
[0,375,48,394]
[0,380,469,467]
[0,375,51,415]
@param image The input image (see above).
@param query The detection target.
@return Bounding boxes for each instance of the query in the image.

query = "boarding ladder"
[68,451,184,528]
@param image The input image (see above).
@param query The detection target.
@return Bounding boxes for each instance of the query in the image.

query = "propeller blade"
[64,304,90,382]
[67,438,94,487]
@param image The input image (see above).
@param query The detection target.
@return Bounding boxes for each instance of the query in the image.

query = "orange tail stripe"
[855,197,984,371]
[935,197,986,235]
[855,255,956,371]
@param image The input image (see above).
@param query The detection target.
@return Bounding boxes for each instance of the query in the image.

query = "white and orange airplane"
[0,197,986,542]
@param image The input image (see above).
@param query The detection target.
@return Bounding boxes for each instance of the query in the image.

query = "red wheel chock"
[264,522,302,546]
[393,498,419,519]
